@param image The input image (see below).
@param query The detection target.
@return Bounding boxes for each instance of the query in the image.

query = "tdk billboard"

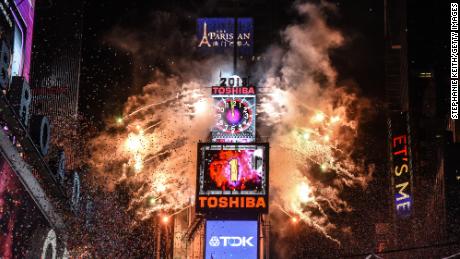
[205,220,258,259]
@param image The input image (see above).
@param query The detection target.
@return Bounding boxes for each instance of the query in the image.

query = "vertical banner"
[388,112,414,220]
[196,18,253,57]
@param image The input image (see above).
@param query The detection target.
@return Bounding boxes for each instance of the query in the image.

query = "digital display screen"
[205,220,258,259]
[196,143,269,213]
[198,144,267,195]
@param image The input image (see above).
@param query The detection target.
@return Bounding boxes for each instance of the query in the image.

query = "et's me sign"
[205,220,258,259]
[389,112,413,219]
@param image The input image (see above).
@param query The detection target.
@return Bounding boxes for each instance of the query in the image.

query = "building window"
[418,72,432,78]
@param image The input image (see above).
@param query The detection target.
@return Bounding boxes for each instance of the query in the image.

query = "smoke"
[85,0,374,255]
[257,1,373,250]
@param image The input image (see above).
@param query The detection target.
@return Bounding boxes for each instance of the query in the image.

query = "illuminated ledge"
[0,129,67,238]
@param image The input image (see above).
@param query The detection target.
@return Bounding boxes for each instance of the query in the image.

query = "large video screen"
[198,143,267,195]
[205,220,258,259]
[196,143,268,213]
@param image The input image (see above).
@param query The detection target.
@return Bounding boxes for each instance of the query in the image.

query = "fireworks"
[124,132,146,172]
[297,182,314,204]
[161,215,170,224]
[89,72,217,223]
[193,98,209,115]
[87,1,372,250]
[311,112,325,123]
[257,1,372,246]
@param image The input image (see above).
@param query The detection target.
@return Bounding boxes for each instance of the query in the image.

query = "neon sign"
[389,113,413,219]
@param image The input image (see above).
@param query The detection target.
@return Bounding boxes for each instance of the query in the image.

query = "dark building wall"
[30,0,83,117]
[406,0,454,245]
[384,0,408,112]
[30,0,83,168]
[444,143,460,238]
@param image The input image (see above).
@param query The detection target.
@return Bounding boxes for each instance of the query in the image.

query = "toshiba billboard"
[196,143,269,214]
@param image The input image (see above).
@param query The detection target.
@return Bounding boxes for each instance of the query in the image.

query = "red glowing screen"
[197,143,268,196]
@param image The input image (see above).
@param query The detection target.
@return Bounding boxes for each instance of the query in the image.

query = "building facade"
[383,0,460,257]
[0,0,86,257]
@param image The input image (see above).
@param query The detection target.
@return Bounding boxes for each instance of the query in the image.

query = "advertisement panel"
[205,220,258,259]
[196,143,268,213]
[211,84,256,143]
[197,18,253,56]
[388,112,413,219]
[14,0,35,81]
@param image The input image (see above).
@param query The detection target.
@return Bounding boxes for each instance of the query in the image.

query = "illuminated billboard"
[388,112,413,219]
[197,18,253,56]
[14,0,35,81]
[205,220,258,259]
[211,84,256,143]
[196,143,268,213]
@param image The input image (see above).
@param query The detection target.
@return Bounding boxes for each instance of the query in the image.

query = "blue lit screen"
[205,220,258,259]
